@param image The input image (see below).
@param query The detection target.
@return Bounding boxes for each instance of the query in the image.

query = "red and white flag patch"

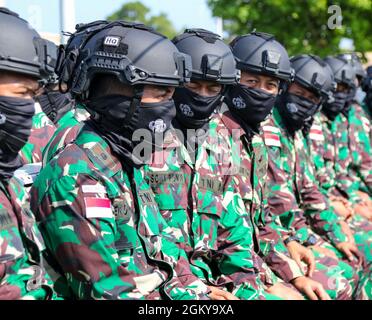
[84,197,113,219]
[309,124,324,141]
[262,125,281,147]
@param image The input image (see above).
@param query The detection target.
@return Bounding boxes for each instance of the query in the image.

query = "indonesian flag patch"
[84,197,113,219]
[262,125,281,147]
[309,124,324,141]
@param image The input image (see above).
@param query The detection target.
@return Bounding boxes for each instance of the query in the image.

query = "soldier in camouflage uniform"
[336,54,372,208]
[18,103,56,165]
[224,36,354,300]
[0,8,56,300]
[41,21,111,165]
[18,41,58,165]
[142,29,295,300]
[30,22,213,300]
[361,66,372,124]
[319,57,372,261]
[266,53,369,299]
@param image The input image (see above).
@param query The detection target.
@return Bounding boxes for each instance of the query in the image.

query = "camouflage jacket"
[0,176,54,300]
[42,103,90,166]
[319,111,363,204]
[345,103,372,195]
[262,108,347,247]
[217,104,304,283]
[30,122,209,300]
[142,117,268,300]
[304,112,337,197]
[19,107,56,165]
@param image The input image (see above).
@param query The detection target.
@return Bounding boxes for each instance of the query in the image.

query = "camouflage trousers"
[317,236,371,300]
[310,249,355,300]
[281,249,355,300]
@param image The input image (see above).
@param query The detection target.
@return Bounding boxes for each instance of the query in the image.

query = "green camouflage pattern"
[216,103,306,284]
[42,104,90,166]
[261,107,361,299]
[345,103,372,195]
[19,109,56,165]
[0,176,55,300]
[30,121,209,300]
[142,119,268,300]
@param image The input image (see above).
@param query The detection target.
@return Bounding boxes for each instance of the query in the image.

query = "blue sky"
[2,0,218,35]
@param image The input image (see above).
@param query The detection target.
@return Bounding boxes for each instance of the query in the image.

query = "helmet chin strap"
[124,85,143,124]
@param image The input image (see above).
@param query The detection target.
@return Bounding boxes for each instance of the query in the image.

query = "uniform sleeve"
[0,206,54,300]
[265,143,310,242]
[348,110,372,195]
[214,183,266,300]
[33,173,208,300]
[333,115,362,204]
[298,137,348,246]
[257,199,305,283]
[153,208,210,300]
[34,174,152,299]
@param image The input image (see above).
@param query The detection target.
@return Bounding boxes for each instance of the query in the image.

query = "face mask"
[0,96,35,179]
[0,96,35,154]
[173,87,222,129]
[37,91,74,124]
[87,94,176,167]
[322,91,348,120]
[226,84,276,128]
[278,92,320,132]
[88,94,175,140]
[365,91,372,114]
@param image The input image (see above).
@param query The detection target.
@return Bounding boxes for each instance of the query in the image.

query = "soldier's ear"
[164,86,175,100]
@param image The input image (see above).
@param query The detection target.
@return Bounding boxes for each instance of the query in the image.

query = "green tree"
[207,0,372,58]
[107,1,178,39]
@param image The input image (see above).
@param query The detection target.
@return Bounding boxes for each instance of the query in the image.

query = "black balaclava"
[226,84,276,130]
[322,91,348,121]
[86,92,176,169]
[277,92,320,133]
[0,96,35,180]
[37,91,74,124]
[173,87,223,129]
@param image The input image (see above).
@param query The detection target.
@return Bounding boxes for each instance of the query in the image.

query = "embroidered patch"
[198,177,224,194]
[113,199,133,220]
[262,125,281,147]
[146,172,185,186]
[137,190,157,206]
[82,184,107,194]
[309,124,324,141]
[84,197,113,219]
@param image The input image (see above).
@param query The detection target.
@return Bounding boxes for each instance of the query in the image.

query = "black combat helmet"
[173,28,239,84]
[230,31,294,82]
[337,52,366,82]
[56,20,111,91]
[323,56,356,89]
[0,7,56,80]
[290,54,336,101]
[67,21,192,100]
[361,66,372,93]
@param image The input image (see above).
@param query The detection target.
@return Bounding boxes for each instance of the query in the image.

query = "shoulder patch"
[84,197,113,219]
[262,125,281,147]
[309,124,325,141]
[83,142,121,176]
[82,184,107,194]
